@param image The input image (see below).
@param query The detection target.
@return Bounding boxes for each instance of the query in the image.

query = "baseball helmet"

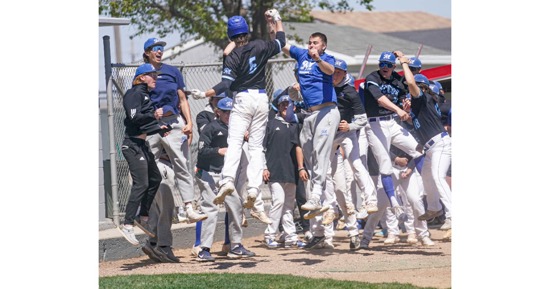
[334,59,347,71]
[414,74,430,86]
[134,63,157,80]
[278,95,291,105]
[143,38,166,51]
[379,51,396,63]
[409,57,422,68]
[227,16,249,39]
[217,97,234,111]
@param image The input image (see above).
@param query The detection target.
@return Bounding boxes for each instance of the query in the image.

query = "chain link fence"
[103,59,297,224]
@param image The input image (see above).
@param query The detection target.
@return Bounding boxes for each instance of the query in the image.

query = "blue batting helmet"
[334,59,347,71]
[409,57,422,68]
[414,74,430,86]
[379,51,396,63]
[227,16,249,39]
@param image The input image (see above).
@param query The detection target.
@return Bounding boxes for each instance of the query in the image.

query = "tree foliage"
[99,0,373,50]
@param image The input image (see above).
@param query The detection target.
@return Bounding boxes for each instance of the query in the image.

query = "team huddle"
[117,9,452,263]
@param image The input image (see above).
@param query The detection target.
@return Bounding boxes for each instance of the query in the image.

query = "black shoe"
[304,236,326,249]
[142,242,162,262]
[227,244,256,258]
[153,246,180,263]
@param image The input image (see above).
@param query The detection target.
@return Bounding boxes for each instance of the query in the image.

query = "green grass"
[99,273,439,289]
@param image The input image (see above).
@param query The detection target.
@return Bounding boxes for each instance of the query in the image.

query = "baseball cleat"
[213,181,235,205]
[303,205,330,220]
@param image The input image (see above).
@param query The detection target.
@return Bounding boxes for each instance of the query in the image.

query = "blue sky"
[98,0,451,93]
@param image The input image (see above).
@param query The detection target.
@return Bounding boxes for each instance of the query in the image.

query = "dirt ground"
[99,226,451,289]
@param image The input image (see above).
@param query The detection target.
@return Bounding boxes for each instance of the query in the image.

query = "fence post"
[103,36,121,226]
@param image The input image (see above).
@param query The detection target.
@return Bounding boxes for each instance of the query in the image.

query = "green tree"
[99,0,373,49]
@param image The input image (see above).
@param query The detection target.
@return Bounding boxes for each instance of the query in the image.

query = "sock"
[178,206,185,215]
[414,155,425,174]
[224,212,230,245]
[194,221,202,246]
[389,195,399,207]
[381,174,397,203]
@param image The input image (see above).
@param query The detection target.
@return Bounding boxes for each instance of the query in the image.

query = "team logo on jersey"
[217,131,224,136]
[379,84,400,103]
[299,60,315,74]
[130,108,136,119]
[320,128,329,137]
[223,68,232,75]
[144,96,149,100]
[275,127,280,131]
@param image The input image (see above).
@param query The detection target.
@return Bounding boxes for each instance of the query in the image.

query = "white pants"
[327,150,359,237]
[332,130,377,206]
[367,117,422,175]
[300,105,340,200]
[264,182,298,243]
[221,90,269,196]
[422,134,452,219]
[196,169,243,249]
[147,114,194,206]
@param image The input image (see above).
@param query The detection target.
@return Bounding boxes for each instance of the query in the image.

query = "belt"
[424,132,449,151]
[240,89,266,93]
[369,114,396,122]
[307,102,336,112]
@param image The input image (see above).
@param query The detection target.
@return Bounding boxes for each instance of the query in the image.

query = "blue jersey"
[150,63,186,116]
[289,46,336,107]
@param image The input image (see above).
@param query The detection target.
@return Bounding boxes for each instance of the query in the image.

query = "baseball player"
[142,37,207,224]
[195,97,255,261]
[396,51,452,228]
[118,63,168,245]
[330,59,378,215]
[281,32,340,231]
[262,94,306,248]
[358,51,424,222]
[190,10,286,211]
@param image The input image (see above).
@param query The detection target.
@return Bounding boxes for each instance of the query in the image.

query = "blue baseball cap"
[430,81,443,94]
[409,57,422,68]
[414,74,430,86]
[277,95,291,105]
[143,38,166,51]
[217,97,233,110]
[227,16,249,39]
[334,59,347,71]
[134,63,158,80]
[379,51,396,63]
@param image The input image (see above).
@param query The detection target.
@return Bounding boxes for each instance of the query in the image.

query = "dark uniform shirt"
[410,90,446,146]
[122,83,162,137]
[222,39,282,92]
[196,106,215,134]
[197,119,228,173]
[334,83,366,123]
[361,70,407,117]
[263,115,301,183]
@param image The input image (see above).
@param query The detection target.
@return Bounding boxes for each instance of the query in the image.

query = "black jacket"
[122,83,163,137]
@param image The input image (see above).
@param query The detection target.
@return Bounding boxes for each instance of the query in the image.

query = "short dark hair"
[310,32,328,45]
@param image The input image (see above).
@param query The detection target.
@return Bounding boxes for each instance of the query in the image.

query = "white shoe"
[301,198,323,211]
[186,207,208,223]
[322,209,336,225]
[250,210,272,224]
[384,233,399,244]
[304,231,313,242]
[440,218,452,230]
[366,202,378,214]
[323,239,335,249]
[407,233,418,244]
[420,236,435,246]
[213,180,235,205]
[117,225,139,246]
[243,191,258,209]
[356,205,369,220]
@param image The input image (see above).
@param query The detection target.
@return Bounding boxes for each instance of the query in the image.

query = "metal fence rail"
[104,59,297,224]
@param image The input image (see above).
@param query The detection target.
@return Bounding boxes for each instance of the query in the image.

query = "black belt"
[424,132,449,150]
[369,115,395,122]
